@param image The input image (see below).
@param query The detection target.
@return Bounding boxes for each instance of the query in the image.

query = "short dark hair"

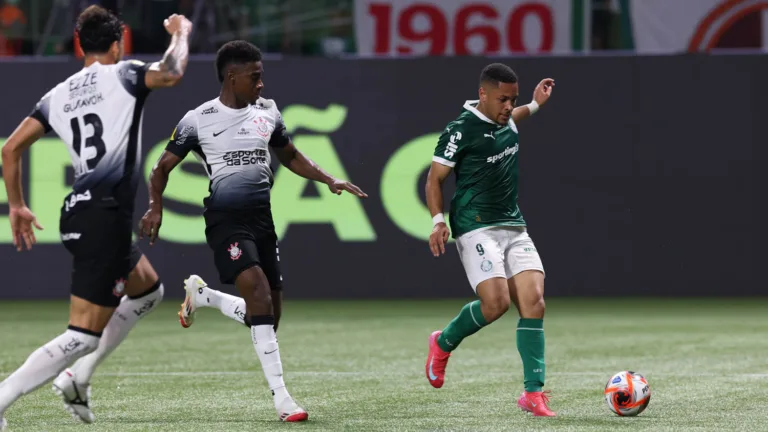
[215,40,263,83]
[76,6,123,54]
[480,63,518,86]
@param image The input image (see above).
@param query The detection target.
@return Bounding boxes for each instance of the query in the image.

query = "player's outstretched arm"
[426,162,452,257]
[273,142,368,198]
[144,14,192,89]
[139,151,184,245]
[511,78,555,124]
[1,117,46,251]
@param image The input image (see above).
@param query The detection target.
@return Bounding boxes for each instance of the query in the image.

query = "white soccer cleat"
[179,275,207,328]
[276,397,309,422]
[52,368,95,424]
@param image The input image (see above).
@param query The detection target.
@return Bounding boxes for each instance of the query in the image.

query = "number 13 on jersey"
[70,114,106,173]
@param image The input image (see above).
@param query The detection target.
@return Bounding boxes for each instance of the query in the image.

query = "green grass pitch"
[1,298,766,431]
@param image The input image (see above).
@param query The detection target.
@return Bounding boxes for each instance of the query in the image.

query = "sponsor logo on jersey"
[486,144,519,164]
[118,67,138,85]
[444,131,462,158]
[201,106,219,115]
[64,190,92,212]
[254,102,269,110]
[254,117,270,137]
[69,71,98,92]
[228,242,242,261]
[63,93,105,113]
[68,85,99,100]
[223,149,268,166]
[60,233,81,241]
[175,125,194,145]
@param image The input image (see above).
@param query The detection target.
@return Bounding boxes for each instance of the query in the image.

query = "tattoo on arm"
[147,31,190,88]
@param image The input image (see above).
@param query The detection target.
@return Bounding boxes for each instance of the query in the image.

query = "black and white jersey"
[30,59,151,214]
[165,97,290,210]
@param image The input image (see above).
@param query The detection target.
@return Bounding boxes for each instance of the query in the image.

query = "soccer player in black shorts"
[0,6,191,429]
[139,40,368,422]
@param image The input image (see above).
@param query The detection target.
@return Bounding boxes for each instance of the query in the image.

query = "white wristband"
[432,213,446,226]
[527,100,540,115]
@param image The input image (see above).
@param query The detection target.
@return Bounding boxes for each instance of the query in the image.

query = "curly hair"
[215,40,263,83]
[76,6,123,54]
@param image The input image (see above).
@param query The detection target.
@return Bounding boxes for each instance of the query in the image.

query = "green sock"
[517,318,545,392]
[437,300,488,352]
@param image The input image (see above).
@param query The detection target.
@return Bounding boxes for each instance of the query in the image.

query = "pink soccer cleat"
[518,390,556,417]
[425,331,451,388]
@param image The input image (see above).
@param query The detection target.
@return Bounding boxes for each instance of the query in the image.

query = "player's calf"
[64,281,164,387]
[0,326,100,421]
[235,266,307,421]
[57,285,163,423]
[509,270,550,409]
[59,257,164,423]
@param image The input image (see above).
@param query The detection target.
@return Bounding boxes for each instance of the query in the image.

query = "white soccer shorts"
[455,226,545,292]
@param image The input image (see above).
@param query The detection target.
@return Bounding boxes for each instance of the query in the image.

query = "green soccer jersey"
[433,100,526,238]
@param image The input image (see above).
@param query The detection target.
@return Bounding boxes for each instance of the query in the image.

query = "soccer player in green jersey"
[424,63,556,417]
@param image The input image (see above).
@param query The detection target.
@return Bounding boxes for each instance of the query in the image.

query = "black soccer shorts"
[203,206,283,289]
[59,206,143,308]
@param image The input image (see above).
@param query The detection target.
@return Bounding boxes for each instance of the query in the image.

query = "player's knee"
[482,295,511,322]
[535,297,546,316]
[521,296,546,319]
[125,256,160,298]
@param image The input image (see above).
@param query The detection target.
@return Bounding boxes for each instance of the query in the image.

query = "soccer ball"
[604,371,651,416]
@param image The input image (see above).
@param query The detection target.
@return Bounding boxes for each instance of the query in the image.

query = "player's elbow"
[159,72,184,88]
[1,141,18,163]
[148,70,184,89]
[425,168,445,190]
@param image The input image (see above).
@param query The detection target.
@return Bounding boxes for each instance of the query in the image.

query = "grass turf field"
[0,298,766,432]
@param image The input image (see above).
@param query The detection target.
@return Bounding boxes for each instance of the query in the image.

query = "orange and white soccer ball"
[604,371,651,416]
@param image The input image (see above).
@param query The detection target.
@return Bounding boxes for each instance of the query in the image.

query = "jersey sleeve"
[165,112,199,159]
[28,90,53,134]
[432,125,465,168]
[116,60,152,98]
[268,105,291,148]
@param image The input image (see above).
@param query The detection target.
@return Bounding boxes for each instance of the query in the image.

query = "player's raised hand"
[9,206,43,252]
[139,207,163,246]
[327,178,369,198]
[533,78,555,106]
[163,14,192,35]
[429,222,450,257]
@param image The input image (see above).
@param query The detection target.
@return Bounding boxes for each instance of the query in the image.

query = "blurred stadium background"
[0,1,766,430]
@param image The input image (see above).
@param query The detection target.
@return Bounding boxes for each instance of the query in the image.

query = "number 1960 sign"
[354,0,573,56]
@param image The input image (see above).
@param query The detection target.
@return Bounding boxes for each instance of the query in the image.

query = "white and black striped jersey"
[165,97,290,211]
[30,59,152,214]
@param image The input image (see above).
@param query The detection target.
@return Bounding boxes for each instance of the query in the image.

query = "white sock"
[69,284,164,385]
[197,287,246,325]
[0,328,99,416]
[251,324,290,408]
